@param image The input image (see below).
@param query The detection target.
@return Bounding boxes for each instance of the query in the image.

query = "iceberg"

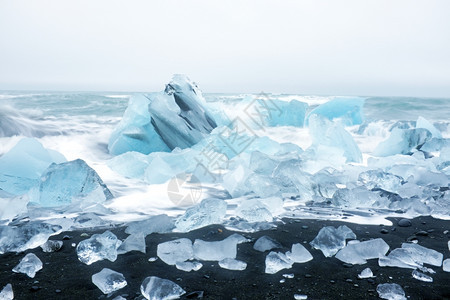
[416,116,442,139]
[305,97,365,126]
[76,230,122,265]
[12,253,43,278]
[175,198,227,232]
[253,236,282,252]
[0,284,13,300]
[140,276,185,300]
[376,283,406,300]
[245,98,308,127]
[310,225,356,257]
[157,238,193,265]
[335,238,389,264]
[0,138,66,195]
[373,128,432,157]
[193,234,249,261]
[92,268,127,294]
[29,159,113,207]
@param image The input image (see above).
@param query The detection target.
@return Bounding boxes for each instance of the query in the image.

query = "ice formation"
[92,268,127,294]
[310,225,356,257]
[117,234,146,254]
[140,276,185,300]
[253,236,282,252]
[245,98,308,127]
[157,238,193,265]
[335,238,389,264]
[358,267,374,279]
[29,159,113,207]
[218,258,247,270]
[76,231,122,265]
[376,283,406,300]
[175,198,227,232]
[12,253,43,278]
[0,283,13,300]
[0,138,66,195]
[40,240,63,253]
[193,234,248,261]
[305,97,365,126]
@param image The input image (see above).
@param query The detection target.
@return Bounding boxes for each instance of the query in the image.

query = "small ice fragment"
[175,198,227,232]
[286,243,313,263]
[117,234,146,254]
[175,261,202,272]
[283,273,294,279]
[76,231,122,265]
[280,279,286,283]
[411,269,433,282]
[236,199,273,222]
[157,238,193,265]
[140,276,185,300]
[265,251,293,274]
[358,267,374,279]
[92,268,127,294]
[253,236,282,252]
[443,259,450,272]
[401,243,443,267]
[148,257,158,262]
[310,225,356,257]
[12,253,43,278]
[376,283,406,300]
[218,258,247,271]
[40,240,63,253]
[335,238,389,264]
[125,214,174,237]
[294,294,308,300]
[193,234,249,261]
[0,283,13,300]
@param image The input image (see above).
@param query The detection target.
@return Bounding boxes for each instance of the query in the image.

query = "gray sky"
[1,0,449,97]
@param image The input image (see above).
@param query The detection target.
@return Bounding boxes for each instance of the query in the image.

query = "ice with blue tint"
[12,253,43,278]
[219,258,247,270]
[286,243,313,263]
[193,234,249,261]
[416,116,442,138]
[175,198,227,232]
[0,194,28,224]
[253,98,308,127]
[29,159,113,207]
[358,170,403,193]
[335,238,389,264]
[305,97,365,126]
[373,128,432,157]
[0,138,66,195]
[40,240,63,253]
[310,225,356,257]
[76,231,122,265]
[236,199,273,223]
[308,114,362,163]
[157,238,193,265]
[117,234,146,254]
[125,214,174,237]
[265,251,293,274]
[0,283,13,300]
[140,276,185,300]
[378,243,443,270]
[253,236,283,252]
[92,268,127,294]
[108,94,170,155]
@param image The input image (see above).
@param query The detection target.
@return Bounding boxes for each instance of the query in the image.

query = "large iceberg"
[305,97,365,126]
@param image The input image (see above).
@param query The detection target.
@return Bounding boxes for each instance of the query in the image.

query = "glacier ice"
[373,128,432,157]
[40,240,63,253]
[193,234,249,261]
[0,283,13,300]
[305,97,365,126]
[76,230,122,265]
[218,258,247,270]
[92,268,127,294]
[0,138,66,195]
[12,253,42,278]
[401,243,443,266]
[175,198,227,232]
[175,261,202,272]
[253,236,282,252]
[358,267,374,279]
[379,243,443,270]
[140,276,185,300]
[335,238,389,264]
[29,159,113,207]
[286,243,313,263]
[443,259,450,272]
[125,214,174,237]
[358,170,403,193]
[117,233,146,254]
[261,99,308,127]
[236,199,273,223]
[157,238,193,265]
[265,251,293,274]
[411,269,433,282]
[71,213,107,230]
[416,116,442,139]
[376,283,406,300]
[0,194,28,224]
[310,225,356,257]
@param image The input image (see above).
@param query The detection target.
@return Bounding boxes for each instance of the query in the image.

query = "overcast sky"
[0,0,449,96]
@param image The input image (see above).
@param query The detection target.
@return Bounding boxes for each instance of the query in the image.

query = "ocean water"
[1,91,449,225]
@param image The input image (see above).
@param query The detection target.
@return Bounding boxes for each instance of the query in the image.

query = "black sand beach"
[1,216,449,300]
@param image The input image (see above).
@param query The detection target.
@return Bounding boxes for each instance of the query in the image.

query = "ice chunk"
[40,240,63,253]
[107,151,152,179]
[117,234,146,254]
[253,236,282,252]
[157,238,193,265]
[401,243,443,267]
[125,214,174,237]
[310,225,356,257]
[76,230,122,265]
[331,186,384,208]
[335,238,389,264]
[175,198,227,232]
[0,284,13,300]
[358,170,403,193]
[416,116,442,139]
[71,213,107,229]
[0,194,28,223]
[376,283,406,300]
[379,243,443,269]
[92,268,127,294]
[265,251,293,274]
[148,75,217,150]
[294,294,308,300]
[12,253,42,278]
[236,199,273,223]
[193,234,249,261]
[308,114,362,163]
[219,258,247,270]
[358,267,374,279]
[108,94,170,155]
[265,99,308,127]
[373,128,432,157]
[411,269,432,282]
[286,243,313,263]
[140,276,185,300]
[29,159,113,207]
[175,261,202,272]
[443,259,450,272]
[306,97,365,126]
[0,138,66,195]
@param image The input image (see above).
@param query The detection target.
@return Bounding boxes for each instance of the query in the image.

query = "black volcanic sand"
[1,216,449,300]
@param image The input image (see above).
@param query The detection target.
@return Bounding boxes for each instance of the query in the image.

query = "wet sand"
[1,216,449,300]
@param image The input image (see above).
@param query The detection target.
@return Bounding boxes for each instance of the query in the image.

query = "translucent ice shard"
[416,116,442,139]
[12,253,42,278]
[125,214,174,237]
[373,128,432,157]
[0,194,28,223]
[193,234,249,261]
[253,236,282,252]
[236,199,273,223]
[175,261,202,272]
[71,213,107,230]
[378,243,443,270]
[117,234,146,254]
[140,276,185,300]
[265,251,293,274]
[306,97,365,126]
[157,238,193,265]
[0,283,13,300]
[175,198,227,232]
[335,238,389,264]
[358,169,403,193]
[0,138,66,195]
[443,259,450,272]
[358,267,374,279]
[29,159,113,207]
[264,99,308,127]
[218,258,247,271]
[286,243,313,263]
[92,268,127,294]
[76,230,122,265]
[411,269,433,282]
[40,240,63,253]
[310,225,356,257]
[401,243,443,267]
[376,283,406,300]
